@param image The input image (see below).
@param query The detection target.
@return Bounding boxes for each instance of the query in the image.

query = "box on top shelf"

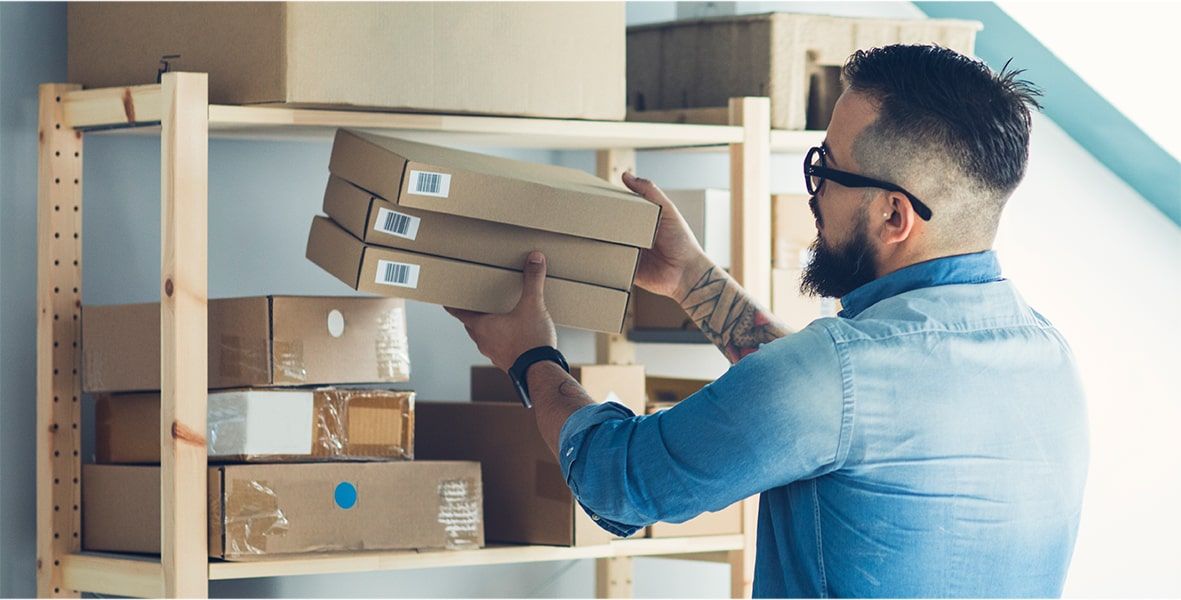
[627,13,980,129]
[327,129,660,249]
[323,175,641,291]
[94,388,415,464]
[82,461,483,559]
[416,401,630,547]
[664,189,731,269]
[82,296,409,393]
[470,364,646,416]
[69,2,625,120]
[306,216,631,334]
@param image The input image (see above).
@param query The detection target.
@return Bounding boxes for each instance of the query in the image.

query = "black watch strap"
[508,346,570,408]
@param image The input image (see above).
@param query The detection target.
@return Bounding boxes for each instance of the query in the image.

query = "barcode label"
[375,259,421,289]
[374,207,421,240]
[407,170,451,198]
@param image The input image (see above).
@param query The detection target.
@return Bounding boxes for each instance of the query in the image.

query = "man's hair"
[841,44,1043,245]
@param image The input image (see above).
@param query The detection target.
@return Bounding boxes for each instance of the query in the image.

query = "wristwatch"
[508,346,570,408]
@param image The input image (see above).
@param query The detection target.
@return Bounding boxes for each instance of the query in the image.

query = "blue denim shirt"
[558,251,1089,598]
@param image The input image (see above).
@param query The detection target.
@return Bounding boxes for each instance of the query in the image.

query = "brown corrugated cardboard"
[94,388,414,464]
[307,216,630,333]
[664,189,731,269]
[470,364,646,415]
[772,268,841,330]
[83,461,483,558]
[627,13,979,129]
[327,130,659,248]
[632,287,696,331]
[416,401,622,546]
[323,175,640,290]
[69,2,625,120]
[82,296,409,393]
[640,377,743,538]
[773,194,816,269]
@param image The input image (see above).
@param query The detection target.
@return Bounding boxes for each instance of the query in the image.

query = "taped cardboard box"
[94,388,414,464]
[323,175,640,290]
[642,377,743,538]
[69,2,625,120]
[773,194,816,269]
[328,130,660,248]
[772,268,840,331]
[417,401,628,547]
[470,364,646,415]
[627,13,979,130]
[82,461,483,558]
[82,296,409,393]
[307,216,630,333]
[664,189,731,269]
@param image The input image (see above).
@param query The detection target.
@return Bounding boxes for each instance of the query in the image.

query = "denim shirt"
[558,251,1089,598]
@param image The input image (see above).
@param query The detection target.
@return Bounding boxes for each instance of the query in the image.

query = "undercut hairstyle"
[842,44,1043,246]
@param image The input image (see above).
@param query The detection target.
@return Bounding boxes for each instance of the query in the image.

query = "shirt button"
[566,447,573,457]
[591,514,600,521]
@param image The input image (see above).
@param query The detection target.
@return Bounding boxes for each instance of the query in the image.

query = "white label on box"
[374,207,422,240]
[407,170,451,198]
[375,259,421,289]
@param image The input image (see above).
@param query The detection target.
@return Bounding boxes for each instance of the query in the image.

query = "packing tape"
[224,479,289,556]
[218,334,271,383]
[312,389,415,460]
[437,478,481,550]
[375,305,411,381]
[207,398,249,457]
[273,340,308,383]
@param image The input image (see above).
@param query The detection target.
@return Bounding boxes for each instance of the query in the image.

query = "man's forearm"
[527,361,594,457]
[678,260,791,363]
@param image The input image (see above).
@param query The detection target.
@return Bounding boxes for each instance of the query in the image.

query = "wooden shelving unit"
[37,73,820,599]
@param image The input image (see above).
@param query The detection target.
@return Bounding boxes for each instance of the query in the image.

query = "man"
[447,44,1088,597]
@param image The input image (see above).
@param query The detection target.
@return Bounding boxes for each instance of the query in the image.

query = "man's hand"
[445,251,558,371]
[622,171,714,300]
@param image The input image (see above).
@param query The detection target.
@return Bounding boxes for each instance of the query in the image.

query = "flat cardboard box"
[95,388,415,463]
[323,175,640,290]
[627,13,979,129]
[773,194,816,269]
[772,268,840,331]
[664,189,731,269]
[328,130,659,248]
[82,461,483,558]
[416,401,622,546]
[69,2,625,120]
[470,364,646,415]
[82,296,409,393]
[641,378,743,538]
[307,216,630,333]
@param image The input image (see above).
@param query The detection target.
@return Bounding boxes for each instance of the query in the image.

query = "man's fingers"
[444,306,483,324]
[622,170,673,209]
[517,251,547,309]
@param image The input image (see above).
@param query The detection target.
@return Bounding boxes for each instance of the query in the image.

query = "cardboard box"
[641,377,743,538]
[664,189,731,269]
[415,401,618,546]
[628,13,979,129]
[307,216,630,333]
[469,364,646,415]
[773,194,816,269]
[82,296,409,393]
[69,2,625,120]
[772,268,840,330]
[82,461,483,558]
[632,287,696,332]
[95,388,415,463]
[323,175,640,290]
[327,130,659,249]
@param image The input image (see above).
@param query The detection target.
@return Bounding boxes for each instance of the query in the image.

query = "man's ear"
[878,191,917,246]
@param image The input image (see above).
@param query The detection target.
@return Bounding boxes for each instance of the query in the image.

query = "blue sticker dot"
[334,481,357,510]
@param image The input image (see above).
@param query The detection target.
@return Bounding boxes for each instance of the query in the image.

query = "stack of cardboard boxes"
[81,296,485,559]
[307,130,660,334]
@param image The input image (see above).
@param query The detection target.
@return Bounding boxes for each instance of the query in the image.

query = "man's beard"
[800,207,878,299]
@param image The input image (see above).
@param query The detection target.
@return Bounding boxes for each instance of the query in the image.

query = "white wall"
[2,1,1176,598]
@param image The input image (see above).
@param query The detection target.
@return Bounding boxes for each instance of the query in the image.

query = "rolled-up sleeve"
[557,323,852,533]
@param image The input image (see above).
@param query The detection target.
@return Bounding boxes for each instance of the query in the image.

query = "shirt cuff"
[557,400,641,537]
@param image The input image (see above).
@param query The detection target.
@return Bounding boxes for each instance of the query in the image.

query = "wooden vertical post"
[594,148,638,366]
[727,96,772,599]
[159,72,210,599]
[595,555,635,598]
[36,83,85,598]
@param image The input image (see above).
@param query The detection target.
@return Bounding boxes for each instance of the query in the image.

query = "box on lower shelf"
[82,461,483,560]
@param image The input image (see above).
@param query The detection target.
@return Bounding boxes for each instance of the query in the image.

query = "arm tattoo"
[679,266,790,363]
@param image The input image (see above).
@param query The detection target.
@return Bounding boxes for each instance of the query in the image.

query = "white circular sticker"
[327,309,346,338]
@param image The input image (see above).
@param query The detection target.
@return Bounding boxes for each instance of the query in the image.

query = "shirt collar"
[838,251,1003,318]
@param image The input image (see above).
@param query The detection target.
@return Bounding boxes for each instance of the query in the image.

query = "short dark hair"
[842,44,1043,199]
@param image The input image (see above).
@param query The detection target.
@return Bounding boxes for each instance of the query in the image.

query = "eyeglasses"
[804,145,933,221]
